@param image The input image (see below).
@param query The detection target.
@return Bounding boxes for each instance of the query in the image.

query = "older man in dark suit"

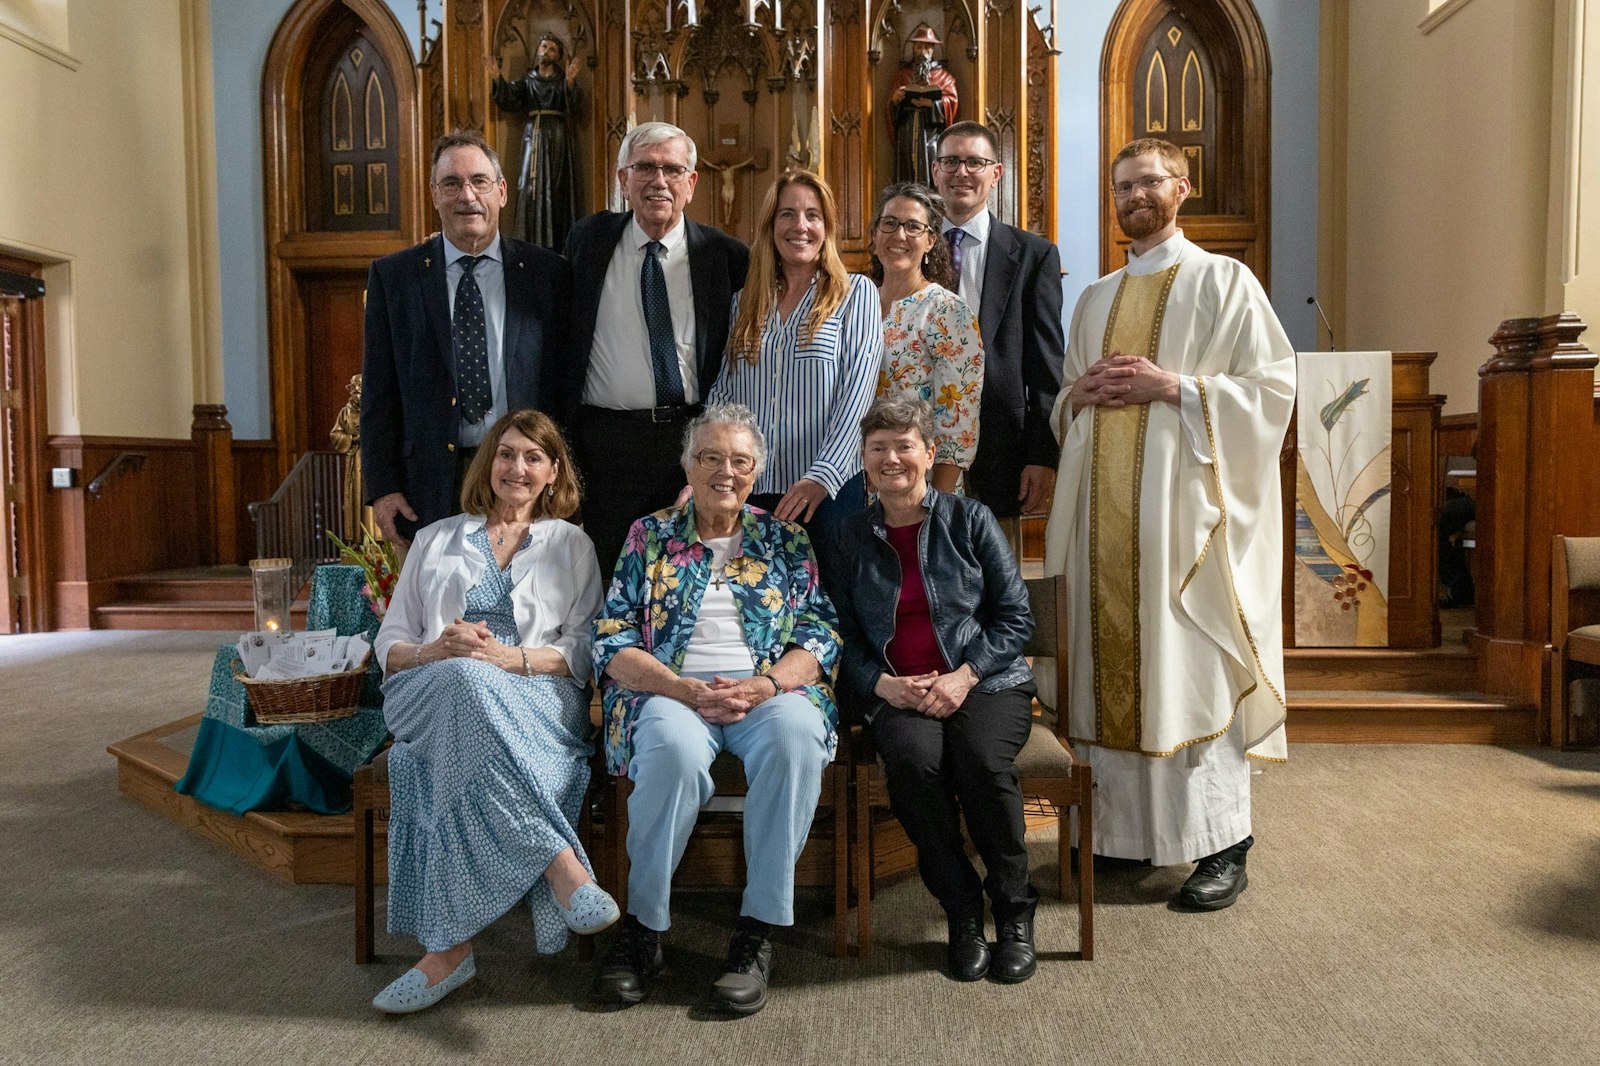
[932,120,1064,541]
[553,122,750,576]
[361,129,570,545]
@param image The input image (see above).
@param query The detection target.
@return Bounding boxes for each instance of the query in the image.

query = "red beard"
[1116,190,1180,241]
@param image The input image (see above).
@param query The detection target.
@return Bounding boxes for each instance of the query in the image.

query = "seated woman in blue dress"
[369,408,614,1014]
[826,396,1041,984]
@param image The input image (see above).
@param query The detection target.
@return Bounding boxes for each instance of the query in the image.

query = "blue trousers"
[626,683,829,932]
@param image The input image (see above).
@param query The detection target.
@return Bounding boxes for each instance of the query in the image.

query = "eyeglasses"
[433,175,499,196]
[873,216,932,237]
[694,451,756,475]
[934,155,997,174]
[625,162,692,182]
[1111,175,1178,199]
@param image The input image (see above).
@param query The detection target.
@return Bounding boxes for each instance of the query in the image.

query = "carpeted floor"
[2,630,1597,1065]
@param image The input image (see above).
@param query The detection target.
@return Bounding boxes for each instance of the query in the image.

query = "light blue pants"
[625,682,829,932]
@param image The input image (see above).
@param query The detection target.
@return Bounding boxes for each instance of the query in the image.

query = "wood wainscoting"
[47,406,285,629]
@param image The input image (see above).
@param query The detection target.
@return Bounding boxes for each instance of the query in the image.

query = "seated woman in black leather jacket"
[826,395,1041,985]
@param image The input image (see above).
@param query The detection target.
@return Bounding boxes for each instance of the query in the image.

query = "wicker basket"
[234,652,371,725]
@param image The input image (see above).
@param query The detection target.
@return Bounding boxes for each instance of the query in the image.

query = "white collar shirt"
[582,215,700,409]
[443,234,506,447]
[941,208,991,313]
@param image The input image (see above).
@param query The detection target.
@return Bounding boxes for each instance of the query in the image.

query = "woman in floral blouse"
[589,403,841,1016]
[869,181,984,493]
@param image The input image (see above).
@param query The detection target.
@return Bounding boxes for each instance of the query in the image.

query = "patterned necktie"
[945,229,967,294]
[641,240,685,406]
[453,254,493,424]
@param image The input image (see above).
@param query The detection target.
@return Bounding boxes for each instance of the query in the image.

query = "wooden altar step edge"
[107,714,356,884]
[108,712,1042,888]
[95,566,309,630]
[1286,690,1537,745]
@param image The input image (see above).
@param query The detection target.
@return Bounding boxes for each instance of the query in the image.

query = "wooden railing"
[247,450,345,596]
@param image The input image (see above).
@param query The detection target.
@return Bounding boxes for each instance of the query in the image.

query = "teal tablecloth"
[174,564,389,815]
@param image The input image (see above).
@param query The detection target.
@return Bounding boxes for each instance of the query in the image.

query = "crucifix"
[698,124,768,230]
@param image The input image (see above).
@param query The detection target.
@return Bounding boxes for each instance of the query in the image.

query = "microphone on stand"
[1306,296,1337,351]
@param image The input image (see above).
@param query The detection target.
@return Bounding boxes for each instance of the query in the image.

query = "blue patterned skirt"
[381,658,593,954]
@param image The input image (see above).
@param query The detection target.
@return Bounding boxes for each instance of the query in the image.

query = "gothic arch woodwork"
[262,0,422,470]
[1101,0,1270,284]
[419,2,1052,260]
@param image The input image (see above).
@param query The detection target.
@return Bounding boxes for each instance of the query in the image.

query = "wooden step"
[95,601,309,631]
[1284,646,1479,693]
[1286,690,1536,744]
[112,566,253,603]
[107,714,357,884]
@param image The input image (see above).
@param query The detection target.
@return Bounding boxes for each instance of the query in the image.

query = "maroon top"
[884,521,948,676]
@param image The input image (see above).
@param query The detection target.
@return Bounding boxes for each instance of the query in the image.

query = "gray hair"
[859,395,937,449]
[617,121,698,172]
[431,129,505,182]
[682,403,768,478]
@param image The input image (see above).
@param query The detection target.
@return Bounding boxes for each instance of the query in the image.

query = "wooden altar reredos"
[419,0,1059,265]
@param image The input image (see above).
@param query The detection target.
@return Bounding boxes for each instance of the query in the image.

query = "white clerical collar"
[631,214,687,254]
[1125,229,1187,276]
[443,234,502,265]
[942,209,991,244]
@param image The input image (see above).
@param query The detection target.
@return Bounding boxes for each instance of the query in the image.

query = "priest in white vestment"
[1043,139,1295,909]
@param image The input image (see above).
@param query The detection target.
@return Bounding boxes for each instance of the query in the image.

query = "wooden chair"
[601,750,855,958]
[353,746,600,962]
[1549,535,1600,748]
[852,573,1094,960]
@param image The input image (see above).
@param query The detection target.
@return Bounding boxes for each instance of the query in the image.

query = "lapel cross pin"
[423,256,432,267]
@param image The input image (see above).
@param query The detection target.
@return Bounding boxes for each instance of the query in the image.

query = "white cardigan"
[374,512,603,680]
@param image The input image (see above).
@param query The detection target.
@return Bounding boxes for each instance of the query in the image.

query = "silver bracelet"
[520,646,531,676]
[410,643,425,671]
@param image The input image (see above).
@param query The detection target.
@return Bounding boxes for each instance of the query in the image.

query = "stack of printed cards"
[237,629,371,680]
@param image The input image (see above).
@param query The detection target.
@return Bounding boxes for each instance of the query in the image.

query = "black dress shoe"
[946,914,990,981]
[711,919,772,1015]
[592,917,663,1005]
[1177,835,1253,910]
[991,918,1036,983]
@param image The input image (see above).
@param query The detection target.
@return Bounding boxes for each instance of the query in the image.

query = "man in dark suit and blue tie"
[553,122,750,577]
[361,129,570,545]
[933,120,1064,544]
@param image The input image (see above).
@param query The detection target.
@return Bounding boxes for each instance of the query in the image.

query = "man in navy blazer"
[361,129,570,545]
[933,121,1064,535]
[552,122,749,576]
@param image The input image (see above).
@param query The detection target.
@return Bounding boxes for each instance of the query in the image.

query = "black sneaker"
[945,914,990,981]
[592,916,663,1005]
[1177,835,1253,910]
[710,918,772,1015]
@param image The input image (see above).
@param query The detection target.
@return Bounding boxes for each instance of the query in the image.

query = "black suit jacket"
[360,233,570,539]
[551,210,750,426]
[968,213,1065,518]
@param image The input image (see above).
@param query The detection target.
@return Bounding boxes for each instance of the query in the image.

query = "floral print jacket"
[592,501,842,776]
[878,282,984,469]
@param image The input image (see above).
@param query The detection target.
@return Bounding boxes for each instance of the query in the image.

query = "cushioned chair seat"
[1013,720,1078,776]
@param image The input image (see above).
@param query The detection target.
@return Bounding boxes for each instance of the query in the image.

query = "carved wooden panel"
[309,25,401,231]
[1132,8,1216,214]
[1102,0,1268,285]
[1023,10,1059,237]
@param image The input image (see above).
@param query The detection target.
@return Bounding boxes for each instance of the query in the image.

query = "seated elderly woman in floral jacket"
[589,402,841,1018]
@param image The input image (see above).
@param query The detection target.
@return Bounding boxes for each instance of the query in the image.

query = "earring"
[546,485,554,498]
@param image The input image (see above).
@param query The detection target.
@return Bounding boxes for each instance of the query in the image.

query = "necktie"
[453,255,493,424]
[945,229,967,294]
[641,240,685,406]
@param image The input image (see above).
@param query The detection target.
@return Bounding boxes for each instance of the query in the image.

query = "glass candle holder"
[250,557,294,633]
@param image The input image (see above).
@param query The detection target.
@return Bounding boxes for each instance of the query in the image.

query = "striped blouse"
[707,272,883,497]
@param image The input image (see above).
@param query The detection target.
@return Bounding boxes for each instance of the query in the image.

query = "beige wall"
[1334,0,1555,415]
[0,0,215,439]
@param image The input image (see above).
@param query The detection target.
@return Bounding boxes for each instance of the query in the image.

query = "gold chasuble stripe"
[1088,265,1181,751]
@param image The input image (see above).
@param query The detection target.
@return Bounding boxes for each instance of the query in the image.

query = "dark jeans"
[572,405,699,578]
[870,682,1040,921]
